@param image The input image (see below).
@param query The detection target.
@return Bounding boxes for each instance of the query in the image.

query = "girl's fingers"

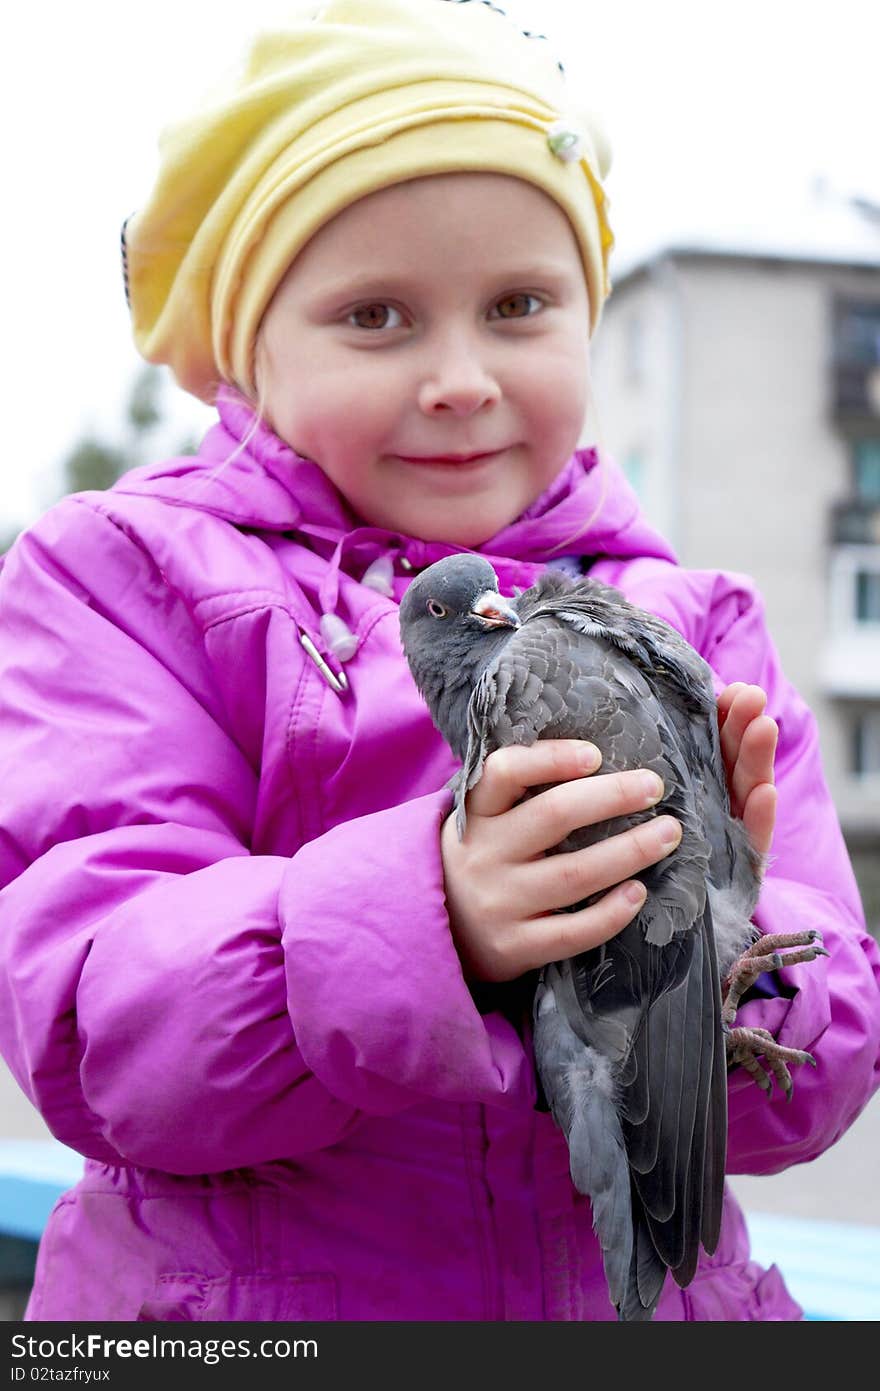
[717,682,748,727]
[741,782,777,859]
[719,684,767,775]
[466,740,602,820]
[729,714,778,818]
[507,768,666,858]
[514,880,649,974]
[518,814,682,917]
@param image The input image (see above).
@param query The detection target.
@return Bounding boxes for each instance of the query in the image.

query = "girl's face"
[256,173,591,546]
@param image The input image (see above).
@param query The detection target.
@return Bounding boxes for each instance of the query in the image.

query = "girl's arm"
[702,577,880,1173]
[0,500,532,1177]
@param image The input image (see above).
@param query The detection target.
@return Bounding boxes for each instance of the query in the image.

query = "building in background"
[588,185,880,926]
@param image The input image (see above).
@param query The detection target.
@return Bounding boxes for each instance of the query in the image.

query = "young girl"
[1,0,878,1323]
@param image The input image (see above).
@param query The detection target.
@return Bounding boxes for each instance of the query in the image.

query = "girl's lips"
[396,450,502,466]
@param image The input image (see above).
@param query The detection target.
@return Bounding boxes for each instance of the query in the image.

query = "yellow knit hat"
[123,0,614,403]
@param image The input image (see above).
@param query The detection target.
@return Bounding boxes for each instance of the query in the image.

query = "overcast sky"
[2,0,878,526]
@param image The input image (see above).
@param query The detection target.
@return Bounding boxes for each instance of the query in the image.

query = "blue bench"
[745,1210,880,1321]
[0,1140,84,1243]
[1,1142,878,1319]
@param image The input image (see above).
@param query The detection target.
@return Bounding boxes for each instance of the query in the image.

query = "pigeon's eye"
[427,600,449,620]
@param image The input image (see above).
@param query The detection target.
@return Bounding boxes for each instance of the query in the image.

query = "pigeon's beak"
[471,590,521,630]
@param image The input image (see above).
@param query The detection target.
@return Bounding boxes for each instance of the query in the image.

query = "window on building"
[852,708,880,780]
[855,568,880,622]
[829,546,880,629]
[854,438,880,501]
[836,301,880,366]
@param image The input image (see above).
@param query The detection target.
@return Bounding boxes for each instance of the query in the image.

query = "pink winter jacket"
[1,390,878,1322]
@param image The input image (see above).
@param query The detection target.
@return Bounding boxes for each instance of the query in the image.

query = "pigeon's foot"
[721,929,828,1098]
[722,929,829,1026]
[724,1025,816,1101]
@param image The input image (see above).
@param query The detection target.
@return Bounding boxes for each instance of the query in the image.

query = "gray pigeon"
[399,553,826,1321]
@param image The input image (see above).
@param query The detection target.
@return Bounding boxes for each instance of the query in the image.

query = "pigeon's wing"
[536,573,764,920]
[515,571,716,714]
[620,919,724,1318]
[621,901,726,1305]
[542,580,730,1287]
[565,889,724,1317]
[482,591,726,1313]
[463,601,713,958]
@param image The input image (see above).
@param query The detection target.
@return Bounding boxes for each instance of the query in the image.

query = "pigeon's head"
[399,554,521,708]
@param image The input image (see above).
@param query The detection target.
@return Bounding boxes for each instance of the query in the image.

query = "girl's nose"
[417,341,502,417]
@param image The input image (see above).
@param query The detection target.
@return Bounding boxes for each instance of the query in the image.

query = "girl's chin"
[383,503,517,547]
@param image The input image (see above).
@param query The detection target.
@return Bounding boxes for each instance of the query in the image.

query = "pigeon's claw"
[746,929,829,962]
[724,1024,817,1101]
[721,929,826,1099]
[721,930,828,1026]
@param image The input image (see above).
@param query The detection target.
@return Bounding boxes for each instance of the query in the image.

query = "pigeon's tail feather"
[629,903,727,1294]
[697,899,728,1257]
[659,914,727,1287]
[566,1062,633,1312]
[666,900,726,1281]
[617,1212,667,1322]
[534,983,634,1314]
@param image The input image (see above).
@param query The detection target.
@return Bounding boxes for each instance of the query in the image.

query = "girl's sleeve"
[0,501,532,1179]
[698,574,880,1174]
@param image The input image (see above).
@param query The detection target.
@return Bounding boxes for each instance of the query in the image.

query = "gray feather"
[534,976,633,1309]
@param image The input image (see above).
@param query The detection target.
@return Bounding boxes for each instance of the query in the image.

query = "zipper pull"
[361,554,396,597]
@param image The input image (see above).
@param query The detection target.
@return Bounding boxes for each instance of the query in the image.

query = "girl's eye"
[348,303,405,331]
[492,293,543,320]
[427,600,449,619]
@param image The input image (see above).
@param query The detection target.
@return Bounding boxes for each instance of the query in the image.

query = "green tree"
[62,437,130,495]
[2,366,194,556]
[60,364,166,496]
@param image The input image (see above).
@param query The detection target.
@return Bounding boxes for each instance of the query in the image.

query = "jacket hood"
[114,388,677,572]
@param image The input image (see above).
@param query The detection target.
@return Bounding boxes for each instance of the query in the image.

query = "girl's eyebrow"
[311,262,579,304]
[312,278,417,304]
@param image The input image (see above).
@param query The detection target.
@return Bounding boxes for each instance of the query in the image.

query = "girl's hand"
[717,683,778,858]
[440,740,682,983]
